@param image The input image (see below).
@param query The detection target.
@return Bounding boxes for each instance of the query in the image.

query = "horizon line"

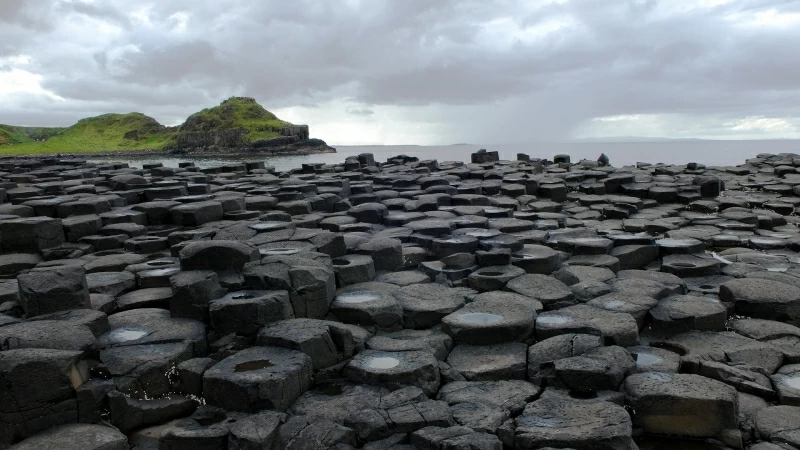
[329,138,800,146]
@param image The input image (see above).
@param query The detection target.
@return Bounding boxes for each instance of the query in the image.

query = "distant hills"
[0,97,330,156]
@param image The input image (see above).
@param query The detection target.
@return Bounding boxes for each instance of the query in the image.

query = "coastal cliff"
[0,97,334,156]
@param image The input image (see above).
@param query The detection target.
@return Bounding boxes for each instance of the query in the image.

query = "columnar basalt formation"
[0,151,800,449]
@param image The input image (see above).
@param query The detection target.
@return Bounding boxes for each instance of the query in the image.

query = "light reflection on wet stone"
[366,356,400,369]
[107,328,147,342]
[537,315,572,326]
[336,291,380,304]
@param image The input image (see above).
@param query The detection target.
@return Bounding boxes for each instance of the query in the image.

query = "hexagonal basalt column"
[203,346,312,412]
[344,350,440,396]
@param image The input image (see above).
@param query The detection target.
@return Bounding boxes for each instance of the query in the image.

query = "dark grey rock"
[0,349,88,446]
[447,342,527,381]
[344,350,440,396]
[179,240,259,271]
[17,266,90,317]
[170,270,226,322]
[9,423,128,450]
[514,398,636,449]
[624,372,740,446]
[210,290,292,335]
[203,346,313,412]
[257,318,357,369]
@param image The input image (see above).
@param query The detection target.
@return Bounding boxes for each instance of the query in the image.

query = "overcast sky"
[2,0,800,144]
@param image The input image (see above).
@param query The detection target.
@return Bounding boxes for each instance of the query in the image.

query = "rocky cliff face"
[279,125,310,140]
[171,129,249,149]
[164,97,328,154]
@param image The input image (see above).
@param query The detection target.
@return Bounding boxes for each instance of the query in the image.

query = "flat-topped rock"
[344,349,440,396]
[514,398,636,450]
[721,277,800,323]
[9,424,128,450]
[441,298,535,344]
[624,372,740,446]
[203,346,312,411]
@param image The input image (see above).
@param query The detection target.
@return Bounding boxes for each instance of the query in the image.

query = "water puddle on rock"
[366,356,400,369]
[107,328,147,342]
[784,375,800,390]
[143,268,179,276]
[635,353,663,366]
[336,292,379,304]
[459,312,502,325]
[234,360,274,372]
[537,315,571,326]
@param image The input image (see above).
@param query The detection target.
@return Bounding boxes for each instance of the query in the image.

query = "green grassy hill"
[0,125,66,146]
[179,97,290,141]
[0,97,298,155]
[167,97,291,150]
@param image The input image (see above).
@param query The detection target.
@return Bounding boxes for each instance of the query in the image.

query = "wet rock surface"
[2,151,800,448]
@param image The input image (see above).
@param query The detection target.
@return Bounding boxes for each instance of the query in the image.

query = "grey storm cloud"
[2,0,800,143]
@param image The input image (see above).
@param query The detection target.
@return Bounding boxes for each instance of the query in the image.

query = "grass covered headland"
[0,97,327,156]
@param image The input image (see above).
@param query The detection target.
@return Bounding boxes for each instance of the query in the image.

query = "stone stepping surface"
[3,150,800,448]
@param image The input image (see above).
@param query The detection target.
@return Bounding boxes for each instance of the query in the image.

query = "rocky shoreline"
[164,136,336,157]
[0,150,799,449]
[1,137,336,160]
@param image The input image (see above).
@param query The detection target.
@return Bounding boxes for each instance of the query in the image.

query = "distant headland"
[0,97,335,157]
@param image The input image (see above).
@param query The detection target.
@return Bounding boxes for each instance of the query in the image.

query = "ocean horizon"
[89,139,800,171]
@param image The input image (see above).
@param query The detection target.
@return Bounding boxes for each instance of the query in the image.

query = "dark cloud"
[2,0,800,142]
[0,0,54,29]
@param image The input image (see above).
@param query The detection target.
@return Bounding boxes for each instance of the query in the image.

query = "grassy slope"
[0,125,66,146]
[0,97,293,155]
[1,113,171,155]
